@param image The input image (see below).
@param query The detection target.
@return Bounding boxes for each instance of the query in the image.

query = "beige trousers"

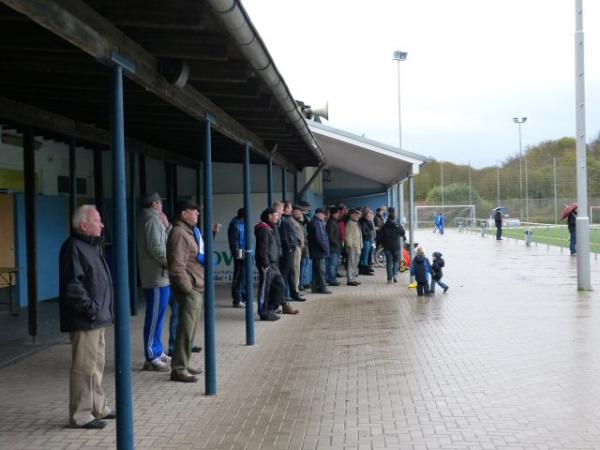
[69,328,111,426]
[172,288,203,374]
[293,247,302,291]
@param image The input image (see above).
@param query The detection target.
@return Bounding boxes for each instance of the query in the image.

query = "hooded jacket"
[431,252,445,280]
[410,253,432,283]
[59,233,114,333]
[227,216,245,256]
[136,207,171,289]
[359,217,376,242]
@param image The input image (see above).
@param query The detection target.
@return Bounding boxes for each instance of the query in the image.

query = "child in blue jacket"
[410,246,432,297]
[430,251,449,294]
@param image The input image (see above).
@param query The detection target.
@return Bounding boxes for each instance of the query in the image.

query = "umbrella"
[491,206,504,212]
[560,202,578,220]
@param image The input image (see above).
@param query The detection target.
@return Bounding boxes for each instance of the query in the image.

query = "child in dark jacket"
[410,246,432,296]
[430,251,449,294]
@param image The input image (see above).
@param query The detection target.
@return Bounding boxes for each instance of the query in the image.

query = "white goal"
[415,205,476,229]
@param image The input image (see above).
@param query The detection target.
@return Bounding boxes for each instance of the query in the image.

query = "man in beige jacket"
[344,209,363,286]
[167,200,205,382]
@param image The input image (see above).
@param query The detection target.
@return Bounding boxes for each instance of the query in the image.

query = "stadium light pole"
[574,0,591,290]
[513,117,528,222]
[393,50,407,149]
[496,161,500,207]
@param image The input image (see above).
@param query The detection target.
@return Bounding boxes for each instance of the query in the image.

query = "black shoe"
[233,302,245,308]
[260,311,280,321]
[292,295,306,302]
[336,273,343,278]
[443,286,449,293]
[191,346,202,353]
[393,277,398,283]
[317,290,332,294]
[347,281,359,286]
[298,286,305,291]
[328,281,340,287]
[82,419,106,429]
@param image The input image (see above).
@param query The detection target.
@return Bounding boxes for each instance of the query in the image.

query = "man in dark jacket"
[255,208,288,320]
[568,207,577,255]
[494,209,503,240]
[307,208,331,294]
[380,211,406,283]
[228,208,246,308]
[59,205,115,429]
[279,201,303,301]
[325,207,342,286]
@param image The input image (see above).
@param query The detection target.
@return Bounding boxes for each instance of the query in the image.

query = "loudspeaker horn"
[308,101,328,121]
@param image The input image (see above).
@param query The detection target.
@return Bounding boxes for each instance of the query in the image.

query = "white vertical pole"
[553,156,558,224]
[397,60,402,150]
[574,0,591,290]
[496,162,500,206]
[440,161,445,214]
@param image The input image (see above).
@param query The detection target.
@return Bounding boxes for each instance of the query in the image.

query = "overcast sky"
[242,0,600,168]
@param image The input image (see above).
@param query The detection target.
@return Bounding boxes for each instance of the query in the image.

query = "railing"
[454,216,600,255]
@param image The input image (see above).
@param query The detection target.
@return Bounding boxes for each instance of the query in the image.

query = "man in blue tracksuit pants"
[137,192,172,371]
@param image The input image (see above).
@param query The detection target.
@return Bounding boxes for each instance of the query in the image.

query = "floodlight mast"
[513,117,528,222]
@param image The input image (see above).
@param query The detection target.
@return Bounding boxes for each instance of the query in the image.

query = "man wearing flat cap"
[167,200,205,382]
[137,192,172,372]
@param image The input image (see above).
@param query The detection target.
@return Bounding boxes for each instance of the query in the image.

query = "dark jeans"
[326,251,341,284]
[257,264,285,315]
[383,249,400,281]
[496,226,502,240]
[570,231,576,254]
[416,281,429,296]
[311,257,327,292]
[231,258,246,304]
[279,249,298,298]
[300,256,312,288]
[430,277,448,293]
[360,240,372,267]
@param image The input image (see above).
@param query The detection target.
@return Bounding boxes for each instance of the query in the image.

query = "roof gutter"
[206,0,326,167]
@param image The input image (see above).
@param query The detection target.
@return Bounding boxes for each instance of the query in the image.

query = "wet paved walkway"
[1,229,600,450]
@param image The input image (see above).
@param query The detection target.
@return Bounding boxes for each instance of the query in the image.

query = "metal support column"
[68,137,77,225]
[282,167,287,202]
[23,127,37,341]
[408,174,415,284]
[93,149,104,214]
[128,152,138,316]
[293,170,299,203]
[111,64,134,450]
[243,143,255,346]
[139,155,147,198]
[202,119,217,395]
[267,152,273,207]
[574,0,591,290]
[398,182,405,223]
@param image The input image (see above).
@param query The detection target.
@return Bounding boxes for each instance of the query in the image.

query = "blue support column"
[267,153,273,207]
[111,65,134,450]
[128,152,138,316]
[202,119,217,395]
[282,167,287,202]
[243,143,255,346]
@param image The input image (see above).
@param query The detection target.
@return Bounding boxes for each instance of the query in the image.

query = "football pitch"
[488,224,600,253]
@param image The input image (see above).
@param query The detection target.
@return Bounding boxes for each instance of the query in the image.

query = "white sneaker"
[160,353,172,364]
[143,358,169,372]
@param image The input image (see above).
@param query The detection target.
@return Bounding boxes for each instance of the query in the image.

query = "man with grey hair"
[59,205,115,429]
[137,192,172,371]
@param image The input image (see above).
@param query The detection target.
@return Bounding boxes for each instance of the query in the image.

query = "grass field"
[487,224,600,253]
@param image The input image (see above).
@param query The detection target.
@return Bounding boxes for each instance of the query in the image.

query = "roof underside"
[0,0,321,168]
[309,122,427,186]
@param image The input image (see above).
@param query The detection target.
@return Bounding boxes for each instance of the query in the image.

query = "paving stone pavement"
[1,229,600,450]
